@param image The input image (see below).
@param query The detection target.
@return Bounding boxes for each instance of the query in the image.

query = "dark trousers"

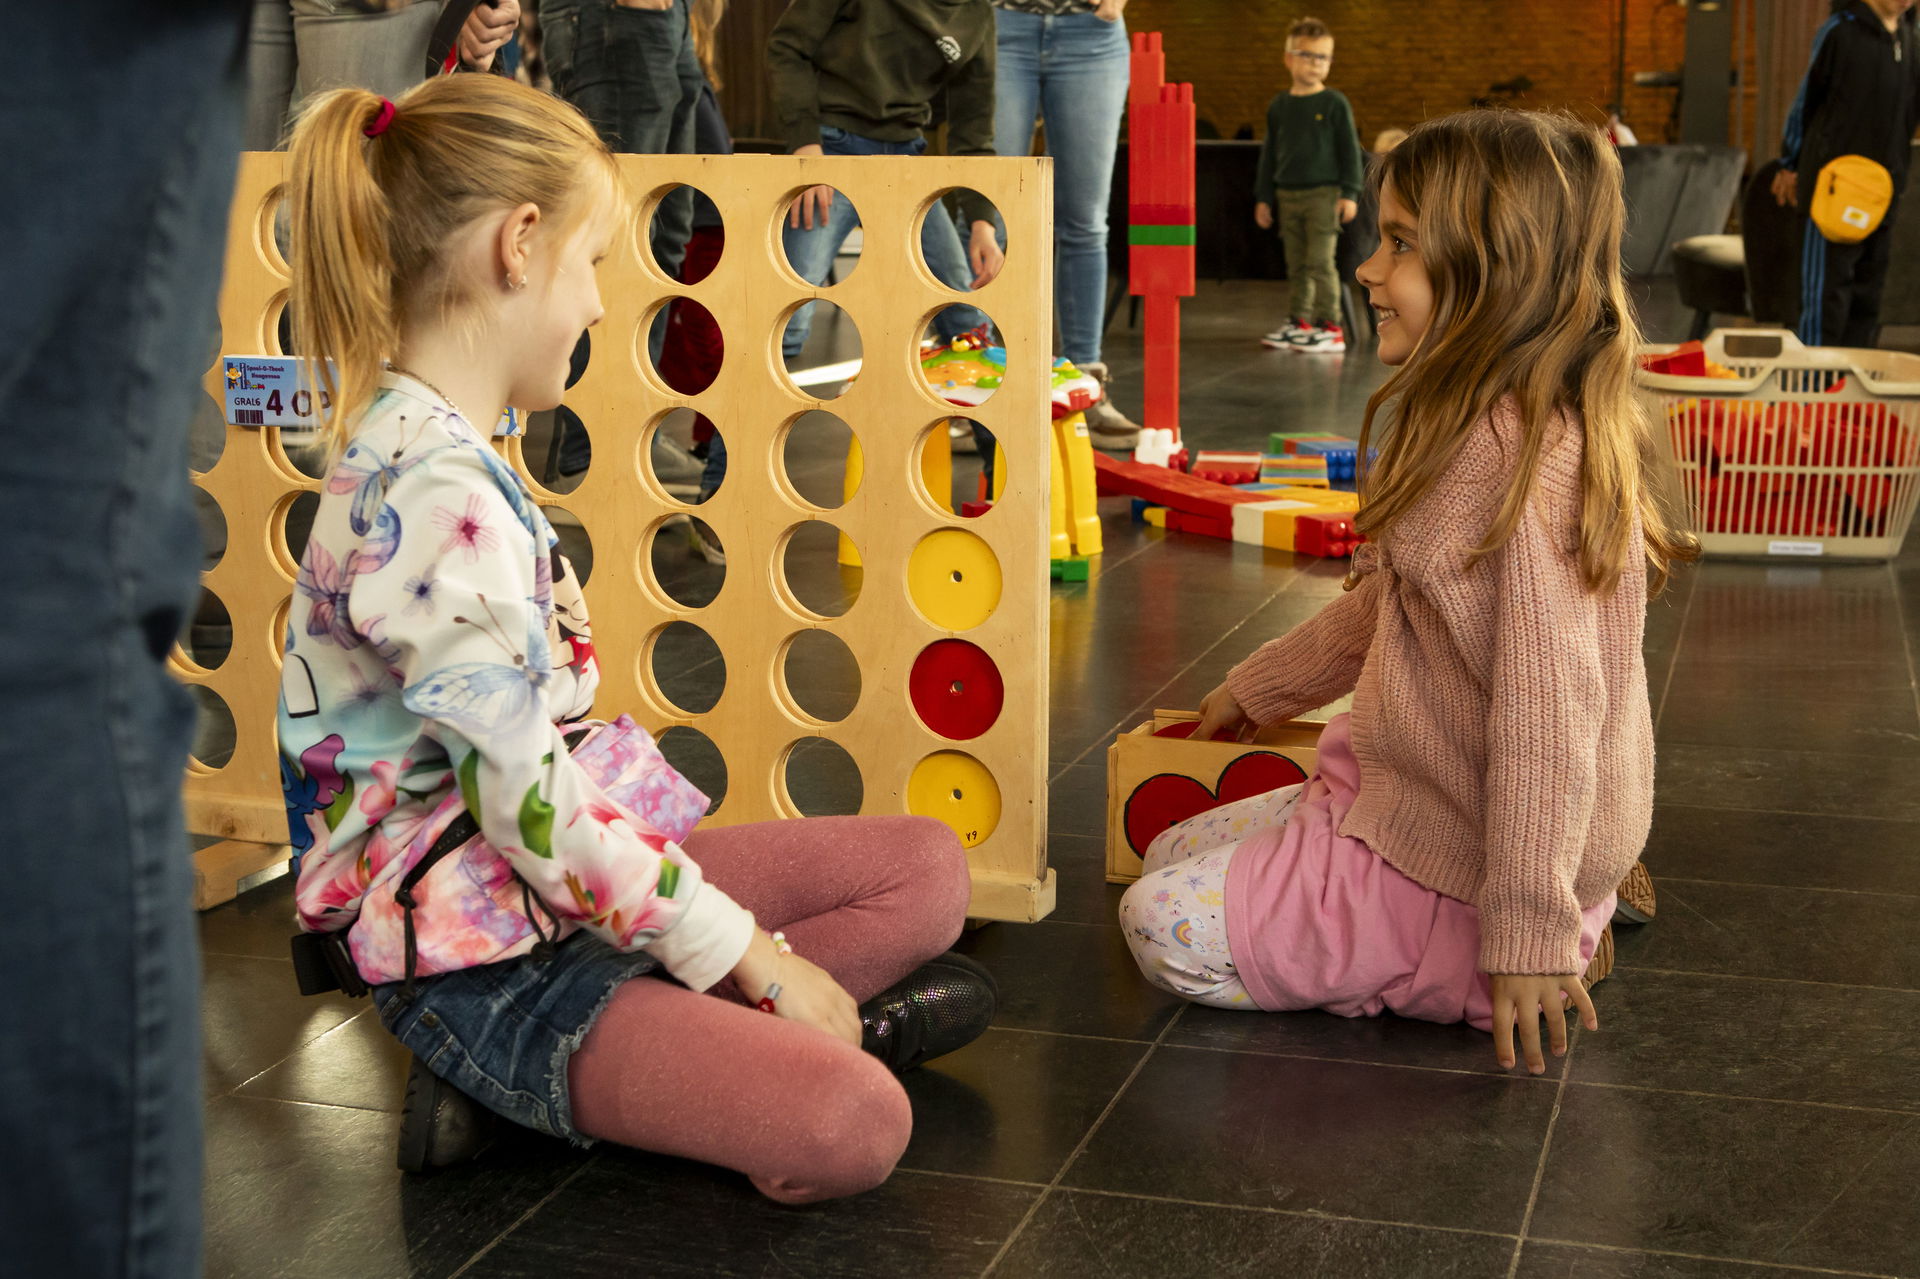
[1796,205,1898,348]
[0,3,248,1275]
[539,0,700,280]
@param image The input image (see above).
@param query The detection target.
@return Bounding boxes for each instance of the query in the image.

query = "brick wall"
[1120,0,1760,155]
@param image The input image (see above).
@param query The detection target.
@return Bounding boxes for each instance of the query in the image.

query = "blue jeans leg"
[923,205,991,342]
[996,10,1130,365]
[1,5,247,1276]
[780,186,864,360]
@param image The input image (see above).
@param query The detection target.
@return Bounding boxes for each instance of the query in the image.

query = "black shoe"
[858,951,998,1073]
[397,1055,497,1173]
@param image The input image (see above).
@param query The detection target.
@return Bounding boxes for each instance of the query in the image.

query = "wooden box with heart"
[1105,711,1326,883]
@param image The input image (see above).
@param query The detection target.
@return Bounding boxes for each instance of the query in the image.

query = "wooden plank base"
[194,839,290,910]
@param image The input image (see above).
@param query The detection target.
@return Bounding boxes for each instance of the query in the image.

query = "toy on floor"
[1255,454,1331,488]
[1127,32,1196,468]
[921,332,1104,564]
[1095,453,1363,557]
[1641,333,1920,551]
[1189,449,1262,484]
[1105,710,1325,882]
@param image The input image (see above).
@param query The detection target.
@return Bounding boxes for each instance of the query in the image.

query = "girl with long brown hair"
[1120,110,1693,1074]
[277,72,995,1198]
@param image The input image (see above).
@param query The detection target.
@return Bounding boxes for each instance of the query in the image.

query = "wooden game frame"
[183,152,1056,921]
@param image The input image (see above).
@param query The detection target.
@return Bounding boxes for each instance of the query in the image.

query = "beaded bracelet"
[757,931,796,1014]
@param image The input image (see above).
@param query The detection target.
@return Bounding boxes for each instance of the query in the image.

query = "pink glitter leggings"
[566,816,970,1204]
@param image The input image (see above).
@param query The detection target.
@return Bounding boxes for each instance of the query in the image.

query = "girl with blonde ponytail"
[1123,110,1695,1076]
[278,74,991,1196]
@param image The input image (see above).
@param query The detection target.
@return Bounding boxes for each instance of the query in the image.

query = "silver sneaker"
[1261,320,1311,349]
[1077,362,1142,450]
[651,434,705,498]
[688,519,726,565]
[1082,395,1140,450]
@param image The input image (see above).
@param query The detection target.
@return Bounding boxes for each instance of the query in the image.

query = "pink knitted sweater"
[1226,401,1652,975]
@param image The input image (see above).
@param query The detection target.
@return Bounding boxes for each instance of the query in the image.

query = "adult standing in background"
[539,0,704,281]
[245,0,521,151]
[990,0,1140,449]
[3,3,250,1274]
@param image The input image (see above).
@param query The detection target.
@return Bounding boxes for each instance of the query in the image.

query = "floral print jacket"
[279,375,754,991]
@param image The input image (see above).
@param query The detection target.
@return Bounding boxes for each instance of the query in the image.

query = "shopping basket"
[1637,329,1920,559]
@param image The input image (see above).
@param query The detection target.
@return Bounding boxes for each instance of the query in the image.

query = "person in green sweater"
[767,0,1004,361]
[1253,16,1364,353]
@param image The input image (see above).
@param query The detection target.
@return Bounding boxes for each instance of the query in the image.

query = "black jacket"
[1780,2,1920,201]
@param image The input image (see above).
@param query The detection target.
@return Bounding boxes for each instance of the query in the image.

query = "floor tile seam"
[1650,570,1697,735]
[980,1003,1189,1276]
[1897,563,1920,733]
[1656,682,1920,705]
[987,1023,1175,1047]
[225,1086,395,1116]
[1039,1185,1524,1243]
[215,1092,388,1116]
[1046,588,1297,777]
[1643,799,1920,823]
[1558,1076,1920,1119]
[1008,914,1113,929]
[1650,801,1920,826]
[1654,732,1920,759]
[1506,1029,1577,1279]
[1087,534,1160,579]
[1153,1037,1563,1083]
[445,1153,603,1279]
[892,1167,1050,1190]
[1615,963,1920,996]
[1652,875,1920,902]
[218,1006,375,1097]
[1519,1234,1908,1278]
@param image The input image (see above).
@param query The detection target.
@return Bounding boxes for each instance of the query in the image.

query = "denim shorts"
[373,932,660,1143]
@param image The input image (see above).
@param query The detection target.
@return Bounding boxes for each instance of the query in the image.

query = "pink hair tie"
[363,99,397,138]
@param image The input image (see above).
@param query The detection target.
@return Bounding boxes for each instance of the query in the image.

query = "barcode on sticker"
[233,409,264,426]
[1768,540,1824,557]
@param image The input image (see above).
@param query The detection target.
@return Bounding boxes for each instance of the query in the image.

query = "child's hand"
[1093,0,1127,19]
[1771,168,1798,208]
[768,952,862,1046]
[968,221,1005,288]
[732,930,861,1046]
[1254,202,1273,230]
[1336,198,1358,225]
[1489,973,1597,1075]
[788,145,835,230]
[1194,680,1253,742]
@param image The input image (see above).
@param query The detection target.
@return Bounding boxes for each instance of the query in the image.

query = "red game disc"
[909,639,1004,740]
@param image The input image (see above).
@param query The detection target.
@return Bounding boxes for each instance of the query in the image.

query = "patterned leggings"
[1118,785,1304,1009]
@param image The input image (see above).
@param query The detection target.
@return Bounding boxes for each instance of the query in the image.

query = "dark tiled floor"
[199,281,1920,1278]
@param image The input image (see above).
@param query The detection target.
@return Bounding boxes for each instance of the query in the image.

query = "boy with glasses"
[1254,17,1363,353]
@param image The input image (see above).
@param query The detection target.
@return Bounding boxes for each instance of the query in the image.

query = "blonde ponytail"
[288,88,398,458]
[285,74,623,458]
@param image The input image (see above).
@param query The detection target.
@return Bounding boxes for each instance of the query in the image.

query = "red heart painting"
[1122,752,1310,858]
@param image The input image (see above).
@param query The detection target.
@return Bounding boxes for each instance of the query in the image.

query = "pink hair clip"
[364,98,397,138]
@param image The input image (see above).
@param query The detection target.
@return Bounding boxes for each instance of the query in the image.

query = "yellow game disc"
[907,529,1002,631]
[907,751,1001,848]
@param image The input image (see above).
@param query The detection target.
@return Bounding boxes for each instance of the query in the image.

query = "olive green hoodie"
[769,0,997,220]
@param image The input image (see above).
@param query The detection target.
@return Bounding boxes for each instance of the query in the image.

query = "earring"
[506,273,526,291]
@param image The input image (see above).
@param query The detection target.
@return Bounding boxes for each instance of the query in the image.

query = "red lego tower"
[1127,32,1196,463]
